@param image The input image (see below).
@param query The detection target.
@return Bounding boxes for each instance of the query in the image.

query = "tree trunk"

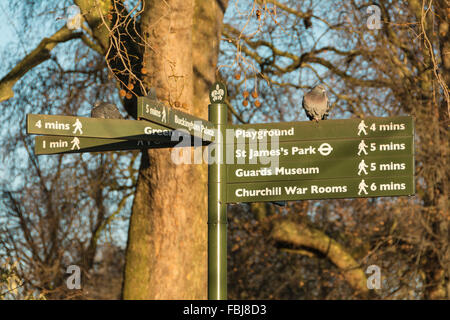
[122,0,226,299]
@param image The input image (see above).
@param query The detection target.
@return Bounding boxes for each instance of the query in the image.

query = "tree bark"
[122,0,226,299]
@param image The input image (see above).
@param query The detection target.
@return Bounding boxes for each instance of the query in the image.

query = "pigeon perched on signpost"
[302,85,330,122]
[91,101,124,119]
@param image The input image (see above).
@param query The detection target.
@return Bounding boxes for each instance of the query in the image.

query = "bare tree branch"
[0,26,83,102]
[271,220,369,296]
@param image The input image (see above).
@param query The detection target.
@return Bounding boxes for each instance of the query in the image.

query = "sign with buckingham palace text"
[137,96,215,141]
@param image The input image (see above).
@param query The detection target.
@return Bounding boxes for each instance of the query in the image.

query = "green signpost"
[207,99,228,300]
[25,82,415,301]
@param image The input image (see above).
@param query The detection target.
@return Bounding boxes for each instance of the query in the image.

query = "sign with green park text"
[27,114,188,141]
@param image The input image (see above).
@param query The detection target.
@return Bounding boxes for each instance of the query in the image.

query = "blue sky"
[0,1,15,184]
[0,1,22,60]
[0,2,14,37]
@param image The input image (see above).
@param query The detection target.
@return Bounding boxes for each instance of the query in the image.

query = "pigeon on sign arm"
[91,101,124,119]
[302,85,330,122]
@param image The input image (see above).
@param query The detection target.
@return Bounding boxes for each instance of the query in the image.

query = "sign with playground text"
[227,116,413,144]
[137,96,215,141]
[225,116,415,203]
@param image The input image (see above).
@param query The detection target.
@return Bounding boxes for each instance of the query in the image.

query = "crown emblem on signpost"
[209,82,227,104]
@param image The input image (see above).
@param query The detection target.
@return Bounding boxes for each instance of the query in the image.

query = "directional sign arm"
[34,136,209,155]
[227,155,414,183]
[230,137,414,165]
[137,97,215,141]
[226,176,415,203]
[228,116,414,144]
[26,114,201,142]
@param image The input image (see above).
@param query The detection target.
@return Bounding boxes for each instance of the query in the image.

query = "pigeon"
[302,85,330,122]
[91,101,124,119]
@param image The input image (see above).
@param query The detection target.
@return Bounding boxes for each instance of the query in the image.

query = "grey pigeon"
[302,85,330,122]
[91,101,124,119]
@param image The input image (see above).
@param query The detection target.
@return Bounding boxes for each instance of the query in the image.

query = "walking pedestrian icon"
[358,159,369,175]
[71,137,80,150]
[358,179,369,195]
[72,119,83,135]
[358,140,368,156]
[358,120,368,136]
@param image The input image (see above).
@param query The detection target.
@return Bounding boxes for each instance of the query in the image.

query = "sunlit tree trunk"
[122,0,227,299]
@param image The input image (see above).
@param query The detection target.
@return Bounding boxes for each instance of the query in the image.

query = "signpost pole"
[207,83,228,300]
